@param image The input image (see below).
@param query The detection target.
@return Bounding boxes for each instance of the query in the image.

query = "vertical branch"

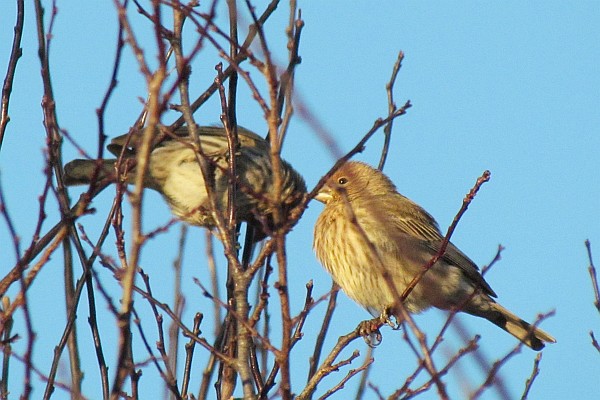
[169,0,281,132]
[243,3,294,397]
[31,0,68,397]
[168,225,187,399]
[0,179,21,398]
[0,0,24,150]
[221,1,253,397]
[0,298,14,399]
[224,0,239,234]
[585,240,600,352]
[521,353,542,400]
[214,66,239,400]
[354,344,374,399]
[377,50,404,171]
[96,0,129,160]
[586,240,600,314]
[277,5,303,146]
[307,282,338,381]
[62,242,83,398]
[110,0,167,396]
[181,313,203,398]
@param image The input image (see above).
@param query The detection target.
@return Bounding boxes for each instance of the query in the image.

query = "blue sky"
[1,1,599,399]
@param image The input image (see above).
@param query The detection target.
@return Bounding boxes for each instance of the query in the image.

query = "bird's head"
[315,161,396,204]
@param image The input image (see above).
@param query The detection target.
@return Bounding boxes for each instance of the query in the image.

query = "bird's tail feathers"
[483,302,555,351]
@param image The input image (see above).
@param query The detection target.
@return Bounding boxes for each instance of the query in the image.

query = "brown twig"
[308,102,412,202]
[520,352,542,400]
[136,270,182,399]
[585,240,600,314]
[481,245,504,276]
[378,51,404,171]
[168,224,188,397]
[168,0,282,131]
[354,345,374,400]
[181,313,203,398]
[276,6,304,147]
[396,336,480,399]
[469,311,554,399]
[95,0,128,162]
[0,297,14,399]
[194,279,279,355]
[109,1,170,395]
[1,349,83,398]
[585,240,600,353]
[319,354,374,400]
[308,282,339,381]
[401,170,491,302]
[0,0,24,150]
[298,322,375,400]
[395,249,504,398]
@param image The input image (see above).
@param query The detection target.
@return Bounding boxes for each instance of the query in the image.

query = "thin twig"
[469,312,554,399]
[319,355,374,400]
[520,353,542,400]
[298,321,380,400]
[378,51,404,171]
[585,240,600,314]
[354,346,374,400]
[0,0,24,150]
[397,336,480,399]
[481,245,504,276]
[308,282,339,381]
[585,240,600,353]
[401,170,491,302]
[181,313,203,398]
[308,102,412,202]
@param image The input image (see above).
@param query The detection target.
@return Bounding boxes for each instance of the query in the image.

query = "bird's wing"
[368,195,497,297]
[107,125,270,157]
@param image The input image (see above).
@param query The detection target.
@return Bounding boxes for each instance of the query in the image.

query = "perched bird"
[313,161,555,350]
[64,126,307,237]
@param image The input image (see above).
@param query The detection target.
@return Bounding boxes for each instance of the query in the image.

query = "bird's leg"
[380,307,400,329]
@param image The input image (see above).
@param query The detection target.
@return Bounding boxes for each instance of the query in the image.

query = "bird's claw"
[357,318,384,347]
[380,308,401,330]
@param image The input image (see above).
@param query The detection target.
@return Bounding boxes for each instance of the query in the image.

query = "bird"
[313,161,555,350]
[64,126,307,237]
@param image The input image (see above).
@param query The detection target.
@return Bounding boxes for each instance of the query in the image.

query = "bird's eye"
[337,177,348,185]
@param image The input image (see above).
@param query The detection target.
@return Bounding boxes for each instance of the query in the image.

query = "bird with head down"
[64,125,307,239]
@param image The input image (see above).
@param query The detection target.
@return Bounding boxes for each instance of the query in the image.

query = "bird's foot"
[380,308,400,329]
[357,315,387,347]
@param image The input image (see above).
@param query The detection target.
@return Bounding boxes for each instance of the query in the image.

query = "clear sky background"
[1,1,599,399]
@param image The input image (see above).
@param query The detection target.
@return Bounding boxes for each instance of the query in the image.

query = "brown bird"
[313,161,555,350]
[64,126,306,237]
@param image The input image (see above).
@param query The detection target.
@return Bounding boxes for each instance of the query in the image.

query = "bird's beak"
[314,184,333,204]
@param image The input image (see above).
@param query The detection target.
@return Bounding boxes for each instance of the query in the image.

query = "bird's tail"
[63,159,118,185]
[468,300,555,351]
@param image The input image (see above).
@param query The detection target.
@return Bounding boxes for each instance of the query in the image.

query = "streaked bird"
[64,126,307,237]
[313,161,555,350]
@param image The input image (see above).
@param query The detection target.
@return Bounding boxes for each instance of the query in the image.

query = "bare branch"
[520,352,542,400]
[378,50,404,171]
[0,0,24,150]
